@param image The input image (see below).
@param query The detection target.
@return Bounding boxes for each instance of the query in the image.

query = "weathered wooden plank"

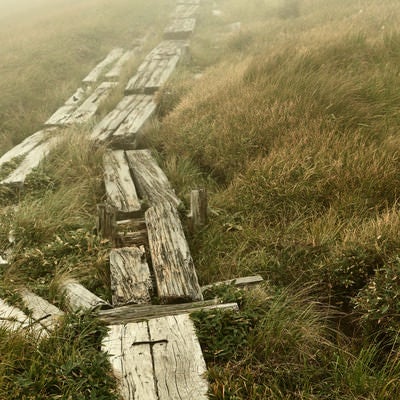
[201,275,265,292]
[0,298,28,332]
[67,82,118,124]
[0,128,56,168]
[146,203,203,303]
[82,48,125,85]
[92,95,156,148]
[60,280,111,312]
[103,150,141,215]
[149,314,209,400]
[102,322,157,400]
[1,133,62,186]
[105,50,136,80]
[98,299,239,325]
[110,246,152,306]
[19,288,64,332]
[116,229,148,248]
[125,41,186,94]
[164,18,196,40]
[173,4,199,18]
[125,149,181,208]
[45,87,90,126]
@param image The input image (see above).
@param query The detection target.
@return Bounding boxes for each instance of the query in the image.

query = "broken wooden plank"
[110,246,152,306]
[201,275,264,292]
[145,203,202,303]
[98,299,238,324]
[0,298,29,332]
[102,322,157,400]
[19,288,64,332]
[1,133,62,186]
[149,314,209,400]
[173,4,200,19]
[67,81,118,124]
[91,95,156,148]
[0,128,57,168]
[125,149,181,208]
[82,48,125,85]
[125,41,187,94]
[164,18,196,40]
[105,49,136,80]
[60,280,111,312]
[103,150,141,216]
[45,87,90,126]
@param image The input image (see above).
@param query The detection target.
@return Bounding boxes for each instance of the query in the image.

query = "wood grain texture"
[60,280,111,312]
[67,82,118,124]
[164,18,196,40]
[97,300,239,325]
[102,322,157,400]
[110,246,152,306]
[149,314,209,400]
[1,133,62,186]
[201,275,264,292]
[82,48,125,85]
[103,150,141,215]
[125,149,181,208]
[145,203,203,303]
[19,288,64,332]
[0,298,29,332]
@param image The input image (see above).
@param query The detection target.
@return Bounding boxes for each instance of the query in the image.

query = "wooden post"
[97,203,117,241]
[189,189,208,231]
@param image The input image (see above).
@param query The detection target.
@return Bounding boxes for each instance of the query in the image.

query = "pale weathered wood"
[125,41,187,94]
[1,133,62,186]
[189,189,208,231]
[149,314,209,400]
[0,128,57,168]
[164,18,196,40]
[103,150,141,215]
[0,298,29,332]
[201,275,265,292]
[110,246,152,306]
[67,82,118,124]
[173,4,200,18]
[45,87,90,126]
[19,288,64,331]
[146,203,203,303]
[97,203,117,240]
[116,229,148,248]
[125,149,181,208]
[0,255,7,266]
[82,48,125,85]
[91,95,156,148]
[98,299,239,324]
[60,280,111,312]
[105,50,136,80]
[102,322,157,400]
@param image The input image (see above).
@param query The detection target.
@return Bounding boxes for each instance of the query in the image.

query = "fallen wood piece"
[60,280,111,312]
[67,82,118,124]
[19,288,64,332]
[45,87,90,126]
[110,246,152,306]
[0,298,29,332]
[97,203,117,241]
[189,188,208,231]
[125,41,187,94]
[125,149,181,208]
[164,18,196,40]
[91,95,156,148]
[0,128,57,169]
[102,322,157,400]
[116,229,148,248]
[98,299,238,325]
[82,48,125,85]
[1,133,63,186]
[149,314,209,400]
[173,4,199,18]
[117,218,146,230]
[103,150,141,216]
[201,275,264,292]
[105,49,136,80]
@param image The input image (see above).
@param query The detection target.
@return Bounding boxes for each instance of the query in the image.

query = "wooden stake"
[189,189,208,231]
[97,203,117,241]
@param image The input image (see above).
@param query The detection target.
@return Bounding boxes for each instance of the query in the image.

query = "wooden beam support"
[146,203,203,303]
